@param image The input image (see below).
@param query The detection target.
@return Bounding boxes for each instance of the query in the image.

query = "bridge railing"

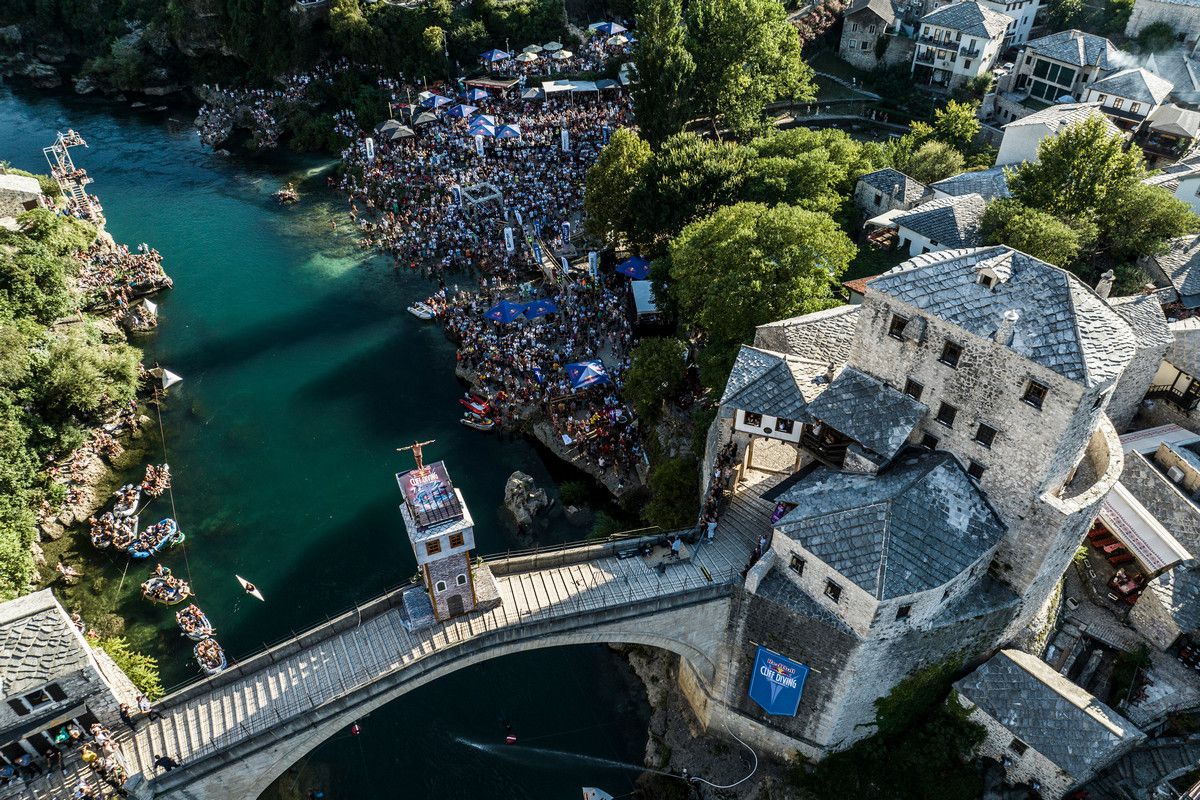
[482,526,681,575]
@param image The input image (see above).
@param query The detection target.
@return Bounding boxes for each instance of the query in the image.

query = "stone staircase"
[1084,736,1200,799]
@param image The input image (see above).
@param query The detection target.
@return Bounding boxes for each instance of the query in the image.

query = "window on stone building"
[904,378,924,401]
[1096,93,1107,104]
[936,402,958,428]
[964,59,972,69]
[868,24,876,33]
[851,21,859,31]
[974,423,998,449]
[449,533,465,548]
[1009,738,1028,756]
[896,604,912,619]
[743,412,763,427]
[824,580,842,603]
[435,580,447,593]
[1022,380,1048,409]
[776,418,795,434]
[939,340,962,367]
[6,699,28,717]
[968,460,986,480]
[425,539,442,556]
[456,574,468,586]
[888,314,909,340]
[1113,98,1123,110]
[1130,102,1140,115]
[790,555,806,576]
[921,432,940,449]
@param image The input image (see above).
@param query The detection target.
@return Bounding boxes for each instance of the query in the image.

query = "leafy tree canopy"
[584,128,653,242]
[981,199,1082,267]
[622,337,689,424]
[631,0,696,147]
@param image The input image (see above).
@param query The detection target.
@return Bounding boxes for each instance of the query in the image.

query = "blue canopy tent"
[616,255,650,279]
[446,103,477,118]
[496,124,522,139]
[483,300,525,324]
[466,87,490,102]
[468,122,496,137]
[472,113,497,126]
[593,21,626,35]
[480,49,512,63]
[522,298,559,319]
[420,93,452,109]
[566,360,611,391]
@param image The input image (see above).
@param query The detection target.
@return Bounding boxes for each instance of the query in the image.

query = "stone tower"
[396,452,481,621]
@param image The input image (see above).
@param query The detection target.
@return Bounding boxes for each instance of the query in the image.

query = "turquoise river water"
[1,83,653,799]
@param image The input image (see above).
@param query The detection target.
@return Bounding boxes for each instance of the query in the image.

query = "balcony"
[960,45,981,58]
[915,49,936,64]
[1147,383,1200,412]
[800,424,852,467]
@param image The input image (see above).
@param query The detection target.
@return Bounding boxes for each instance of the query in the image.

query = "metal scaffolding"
[43,129,104,226]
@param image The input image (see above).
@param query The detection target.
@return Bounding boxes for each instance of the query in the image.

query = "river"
[1,83,653,799]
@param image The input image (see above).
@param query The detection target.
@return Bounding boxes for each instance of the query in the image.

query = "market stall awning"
[1099,481,1193,573]
[466,76,521,91]
[522,298,559,318]
[542,80,576,94]
[567,360,611,391]
[616,255,650,279]
[631,280,658,316]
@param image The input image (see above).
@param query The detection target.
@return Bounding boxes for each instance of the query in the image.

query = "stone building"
[852,168,929,217]
[1130,560,1200,649]
[839,0,898,70]
[1084,67,1175,132]
[954,649,1145,799]
[1125,0,1200,47]
[0,590,137,768]
[0,173,43,224]
[699,246,1137,756]
[994,103,1120,166]
[893,192,987,256]
[1142,235,1200,308]
[911,0,1011,89]
[929,166,1011,200]
[995,30,1122,125]
[979,0,1040,47]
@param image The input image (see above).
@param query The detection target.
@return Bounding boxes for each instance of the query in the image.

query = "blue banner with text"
[748,646,808,716]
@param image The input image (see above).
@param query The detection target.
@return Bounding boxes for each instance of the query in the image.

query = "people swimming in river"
[141,463,171,497]
[56,561,83,581]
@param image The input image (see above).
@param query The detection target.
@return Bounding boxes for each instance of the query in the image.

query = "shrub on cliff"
[643,456,699,531]
[95,637,165,700]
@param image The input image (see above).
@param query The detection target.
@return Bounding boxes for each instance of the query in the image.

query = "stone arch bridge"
[116,530,755,800]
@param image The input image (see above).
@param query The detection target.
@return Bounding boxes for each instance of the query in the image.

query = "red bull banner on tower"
[748,645,809,716]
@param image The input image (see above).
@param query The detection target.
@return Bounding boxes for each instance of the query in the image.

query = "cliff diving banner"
[748,646,808,716]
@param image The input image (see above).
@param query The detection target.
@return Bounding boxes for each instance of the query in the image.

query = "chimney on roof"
[824,362,838,382]
[1095,269,1115,299]
[995,309,1020,345]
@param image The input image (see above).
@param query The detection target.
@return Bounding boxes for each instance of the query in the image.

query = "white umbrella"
[522,44,543,53]
[543,41,564,51]
[605,34,628,46]
[551,49,573,60]
[516,51,539,62]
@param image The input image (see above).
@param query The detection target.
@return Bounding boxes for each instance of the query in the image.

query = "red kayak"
[459,396,491,416]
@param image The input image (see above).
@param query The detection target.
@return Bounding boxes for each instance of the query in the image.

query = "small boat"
[141,576,192,606]
[460,413,495,432]
[236,574,265,601]
[407,302,436,320]
[128,518,183,559]
[141,463,171,498]
[112,484,140,518]
[458,395,490,416]
[194,639,227,676]
[176,604,215,641]
[275,183,300,205]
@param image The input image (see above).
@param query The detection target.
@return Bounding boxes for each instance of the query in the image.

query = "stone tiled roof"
[1092,67,1174,106]
[1004,102,1121,138]
[921,0,1010,39]
[774,450,1006,599]
[0,590,91,696]
[1024,30,1120,69]
[0,174,41,195]
[1147,235,1200,307]
[1107,295,1172,349]
[955,649,1143,778]
[858,168,927,203]
[1147,104,1200,139]
[930,168,1010,201]
[754,305,861,365]
[720,345,830,419]
[845,0,897,23]
[804,366,927,461]
[869,247,1138,387]
[1144,561,1200,634]
[894,193,988,249]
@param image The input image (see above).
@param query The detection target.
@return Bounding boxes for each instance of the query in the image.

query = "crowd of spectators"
[72,242,172,311]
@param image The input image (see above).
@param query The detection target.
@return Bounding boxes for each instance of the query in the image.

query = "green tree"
[668,202,855,385]
[742,127,889,217]
[15,208,96,257]
[901,140,964,184]
[632,0,696,147]
[643,456,699,530]
[422,25,446,57]
[623,337,689,423]
[981,199,1082,266]
[1137,21,1176,52]
[0,245,75,325]
[1103,180,1200,261]
[584,129,653,242]
[687,0,815,139]
[31,328,141,425]
[930,99,981,152]
[95,638,165,699]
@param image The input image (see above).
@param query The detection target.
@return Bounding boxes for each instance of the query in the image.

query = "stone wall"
[1129,586,1182,650]
[1122,452,1200,555]
[1125,0,1200,43]
[424,551,475,620]
[959,698,1077,799]
[1108,336,1169,432]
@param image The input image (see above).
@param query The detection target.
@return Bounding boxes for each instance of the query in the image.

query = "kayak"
[236,574,265,601]
[194,640,227,676]
[407,302,436,320]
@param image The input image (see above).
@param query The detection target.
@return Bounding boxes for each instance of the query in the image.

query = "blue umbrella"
[616,255,650,279]
[472,113,497,126]
[496,124,522,139]
[420,93,451,109]
[446,103,477,118]
[483,300,525,324]
[480,49,512,63]
[468,122,496,137]
[566,360,611,391]
[466,87,490,102]
[594,21,627,35]
[522,298,559,319]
